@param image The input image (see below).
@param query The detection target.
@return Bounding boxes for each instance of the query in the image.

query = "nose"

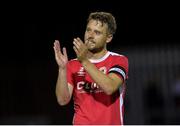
[88,31,95,39]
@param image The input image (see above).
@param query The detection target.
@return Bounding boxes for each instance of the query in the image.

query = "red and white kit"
[67,51,129,125]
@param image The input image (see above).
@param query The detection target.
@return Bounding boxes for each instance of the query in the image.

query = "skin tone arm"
[53,40,73,105]
[73,38,123,95]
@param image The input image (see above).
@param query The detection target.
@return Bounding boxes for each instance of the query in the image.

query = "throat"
[88,49,108,60]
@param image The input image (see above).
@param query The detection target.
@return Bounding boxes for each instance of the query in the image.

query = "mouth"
[85,40,95,48]
[86,39,95,44]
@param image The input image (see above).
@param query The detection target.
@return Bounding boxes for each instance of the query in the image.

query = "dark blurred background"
[0,1,180,125]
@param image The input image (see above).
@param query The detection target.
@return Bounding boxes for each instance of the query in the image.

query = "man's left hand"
[73,37,89,62]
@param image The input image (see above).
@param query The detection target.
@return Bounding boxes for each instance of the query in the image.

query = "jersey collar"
[89,51,110,63]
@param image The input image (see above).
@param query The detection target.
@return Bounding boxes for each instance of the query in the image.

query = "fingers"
[53,38,85,60]
[62,47,68,59]
[53,40,64,56]
[73,38,82,55]
[73,37,85,51]
[73,38,80,49]
[53,40,60,52]
[73,45,79,56]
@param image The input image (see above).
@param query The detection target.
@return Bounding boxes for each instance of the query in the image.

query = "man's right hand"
[53,40,68,69]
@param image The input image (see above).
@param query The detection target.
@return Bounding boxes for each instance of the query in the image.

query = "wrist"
[58,67,67,73]
[81,59,90,67]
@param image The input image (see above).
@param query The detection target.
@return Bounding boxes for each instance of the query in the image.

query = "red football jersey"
[67,51,129,125]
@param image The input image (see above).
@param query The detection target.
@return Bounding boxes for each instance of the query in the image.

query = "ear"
[106,34,113,43]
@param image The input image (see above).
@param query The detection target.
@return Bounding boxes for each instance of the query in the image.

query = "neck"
[88,49,108,60]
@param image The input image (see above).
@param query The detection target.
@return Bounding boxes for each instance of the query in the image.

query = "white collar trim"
[89,51,110,63]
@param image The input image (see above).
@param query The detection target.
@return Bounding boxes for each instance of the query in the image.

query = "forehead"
[87,20,108,30]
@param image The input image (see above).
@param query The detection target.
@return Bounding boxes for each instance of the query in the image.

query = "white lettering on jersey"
[77,81,85,90]
[76,67,107,93]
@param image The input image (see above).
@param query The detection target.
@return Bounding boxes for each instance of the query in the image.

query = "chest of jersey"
[73,63,108,93]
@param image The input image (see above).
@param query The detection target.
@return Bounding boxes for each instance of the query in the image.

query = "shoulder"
[109,51,128,61]
[68,58,78,63]
[67,58,81,66]
[108,51,129,75]
[66,58,81,72]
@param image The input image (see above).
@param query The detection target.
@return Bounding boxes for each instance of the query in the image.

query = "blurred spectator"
[172,73,180,106]
[172,69,180,124]
[143,79,165,124]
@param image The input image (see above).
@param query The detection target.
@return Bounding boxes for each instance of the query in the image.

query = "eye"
[95,31,101,35]
[86,28,91,32]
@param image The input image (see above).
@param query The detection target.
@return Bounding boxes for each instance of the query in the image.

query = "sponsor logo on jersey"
[76,66,107,93]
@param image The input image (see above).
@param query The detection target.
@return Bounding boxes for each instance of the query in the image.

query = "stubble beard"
[85,39,105,54]
[88,45,105,53]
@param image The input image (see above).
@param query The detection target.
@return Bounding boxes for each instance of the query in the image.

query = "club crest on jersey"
[99,66,107,74]
[77,67,85,76]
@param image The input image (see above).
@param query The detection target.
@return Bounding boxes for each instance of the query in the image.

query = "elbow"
[57,97,70,106]
[56,95,71,106]
[104,80,122,95]
[104,84,119,95]
[104,88,115,95]
[105,91,114,95]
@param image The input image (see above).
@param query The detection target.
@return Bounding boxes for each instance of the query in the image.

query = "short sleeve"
[108,56,129,83]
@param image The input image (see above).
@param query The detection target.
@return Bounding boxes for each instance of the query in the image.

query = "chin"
[87,46,95,51]
[89,48,100,53]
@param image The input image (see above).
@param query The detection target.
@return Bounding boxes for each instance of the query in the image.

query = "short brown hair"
[87,12,117,35]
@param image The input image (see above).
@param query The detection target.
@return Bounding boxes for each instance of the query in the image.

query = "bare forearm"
[81,60,120,95]
[56,68,71,105]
